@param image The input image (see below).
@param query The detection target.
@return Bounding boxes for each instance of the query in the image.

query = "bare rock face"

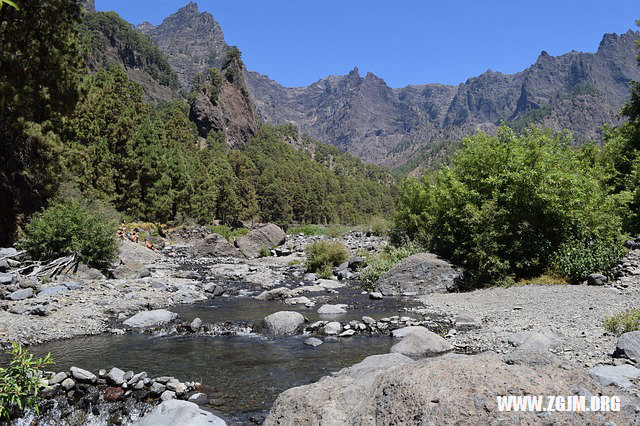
[389,328,453,357]
[375,253,463,296]
[190,234,243,258]
[111,241,161,279]
[189,63,259,148]
[235,224,286,258]
[265,353,638,425]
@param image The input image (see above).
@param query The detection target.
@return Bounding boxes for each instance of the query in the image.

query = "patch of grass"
[516,273,571,286]
[209,225,250,242]
[287,224,329,236]
[361,243,422,290]
[287,259,302,267]
[603,308,640,336]
[305,241,349,276]
[258,247,272,257]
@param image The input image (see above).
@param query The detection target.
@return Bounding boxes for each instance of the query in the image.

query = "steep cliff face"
[137,2,229,91]
[246,31,640,168]
[189,59,258,148]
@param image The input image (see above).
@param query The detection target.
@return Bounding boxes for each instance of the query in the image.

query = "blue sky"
[96,0,639,88]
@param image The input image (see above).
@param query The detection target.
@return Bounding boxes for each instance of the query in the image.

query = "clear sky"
[95,0,639,88]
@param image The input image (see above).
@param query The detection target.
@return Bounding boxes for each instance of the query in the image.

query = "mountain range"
[96,2,640,171]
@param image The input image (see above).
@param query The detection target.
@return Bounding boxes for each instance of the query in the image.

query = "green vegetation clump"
[603,309,640,336]
[0,343,54,421]
[209,225,249,241]
[393,126,625,286]
[305,241,349,279]
[361,244,422,290]
[18,200,118,271]
[258,247,272,258]
[287,225,329,236]
[83,12,179,88]
[367,216,393,237]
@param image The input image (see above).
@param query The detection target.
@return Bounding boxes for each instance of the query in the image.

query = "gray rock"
[36,286,69,298]
[323,322,342,335]
[339,329,356,337]
[614,331,640,363]
[29,305,49,316]
[123,309,179,328]
[317,304,348,315]
[0,248,18,259]
[190,317,203,332]
[235,224,286,258]
[70,367,97,383]
[190,234,243,258]
[589,364,640,389]
[2,274,19,288]
[260,311,305,336]
[376,253,463,296]
[390,328,453,357]
[51,372,67,384]
[391,326,430,338]
[133,400,226,426]
[106,367,126,386]
[61,378,75,390]
[361,316,375,325]
[507,328,563,352]
[303,273,317,282]
[368,291,383,300]
[8,305,26,315]
[454,315,482,328]
[188,392,208,406]
[63,281,82,290]
[149,382,166,395]
[587,273,608,286]
[175,383,188,396]
[7,288,32,301]
[0,259,8,272]
[305,337,323,347]
[160,390,176,401]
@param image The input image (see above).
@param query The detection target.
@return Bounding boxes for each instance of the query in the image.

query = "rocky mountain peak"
[138,2,229,90]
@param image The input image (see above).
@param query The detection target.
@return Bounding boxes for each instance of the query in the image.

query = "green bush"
[603,308,640,335]
[393,126,624,287]
[367,216,393,237]
[305,241,349,276]
[18,200,118,271]
[258,247,272,257]
[552,236,627,283]
[209,225,249,241]
[0,343,54,421]
[361,243,422,290]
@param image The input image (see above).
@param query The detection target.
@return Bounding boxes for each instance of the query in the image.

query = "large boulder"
[112,241,161,279]
[265,353,637,425]
[375,253,462,296]
[614,331,640,364]
[134,400,226,426]
[190,234,243,258]
[235,224,286,258]
[259,311,305,336]
[390,328,453,357]
[123,309,178,328]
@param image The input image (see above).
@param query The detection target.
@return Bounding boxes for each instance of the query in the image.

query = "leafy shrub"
[258,247,272,257]
[209,225,249,241]
[0,343,54,421]
[603,309,640,335]
[18,200,118,271]
[305,241,349,276]
[552,236,627,283]
[367,216,393,237]
[393,126,624,287]
[361,243,422,290]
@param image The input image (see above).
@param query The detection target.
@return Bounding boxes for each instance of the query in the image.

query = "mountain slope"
[137,2,229,91]
[246,31,640,168]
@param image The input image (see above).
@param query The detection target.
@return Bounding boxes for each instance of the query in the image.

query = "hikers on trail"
[116,222,126,240]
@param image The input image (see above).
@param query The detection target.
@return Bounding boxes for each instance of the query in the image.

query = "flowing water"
[27,290,419,422]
